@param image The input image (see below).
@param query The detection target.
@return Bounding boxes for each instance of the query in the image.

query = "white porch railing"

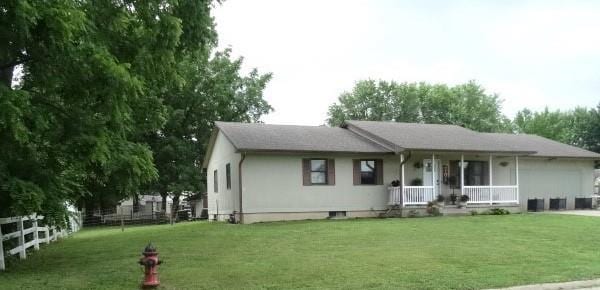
[388,186,435,206]
[463,185,519,204]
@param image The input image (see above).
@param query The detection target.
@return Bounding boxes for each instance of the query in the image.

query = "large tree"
[514,105,600,154]
[146,49,272,216]
[327,80,511,132]
[0,0,216,223]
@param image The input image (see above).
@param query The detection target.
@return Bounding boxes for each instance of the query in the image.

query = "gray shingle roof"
[344,120,535,154]
[483,133,600,158]
[209,121,600,159]
[215,122,390,153]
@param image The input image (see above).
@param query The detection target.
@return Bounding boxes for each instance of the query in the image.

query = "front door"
[423,159,441,196]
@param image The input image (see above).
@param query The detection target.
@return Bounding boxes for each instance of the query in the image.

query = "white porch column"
[489,154,493,205]
[460,154,465,196]
[432,153,436,197]
[401,153,405,207]
[515,155,519,204]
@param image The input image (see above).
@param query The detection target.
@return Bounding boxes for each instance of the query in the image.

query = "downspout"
[238,152,246,224]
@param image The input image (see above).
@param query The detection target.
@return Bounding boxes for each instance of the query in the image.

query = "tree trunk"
[0,65,14,88]
[171,194,180,224]
[160,192,167,213]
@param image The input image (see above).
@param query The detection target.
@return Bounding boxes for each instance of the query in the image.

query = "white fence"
[389,185,518,206]
[463,186,519,204]
[0,213,82,271]
[389,186,436,206]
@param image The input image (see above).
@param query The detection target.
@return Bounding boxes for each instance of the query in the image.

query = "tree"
[146,49,272,217]
[0,0,216,224]
[514,105,600,161]
[327,80,511,132]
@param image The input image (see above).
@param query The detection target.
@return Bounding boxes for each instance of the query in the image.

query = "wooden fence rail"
[0,212,81,271]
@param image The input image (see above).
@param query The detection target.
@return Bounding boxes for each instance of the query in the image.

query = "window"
[310,159,328,184]
[451,160,489,187]
[360,160,376,184]
[302,159,335,186]
[213,170,218,193]
[353,159,383,185]
[226,163,231,190]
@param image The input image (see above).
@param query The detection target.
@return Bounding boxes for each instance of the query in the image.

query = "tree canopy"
[327,80,511,133]
[146,49,272,213]
[514,106,600,155]
[327,79,600,167]
[1,0,272,223]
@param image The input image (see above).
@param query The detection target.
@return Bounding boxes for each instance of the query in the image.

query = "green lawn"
[1,214,600,289]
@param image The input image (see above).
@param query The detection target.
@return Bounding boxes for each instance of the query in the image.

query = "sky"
[213,0,600,125]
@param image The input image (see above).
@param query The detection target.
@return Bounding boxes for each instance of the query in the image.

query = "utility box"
[549,198,567,210]
[527,198,545,212]
[575,198,593,209]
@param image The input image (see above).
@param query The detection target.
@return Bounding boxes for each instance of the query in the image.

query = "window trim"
[226,163,231,190]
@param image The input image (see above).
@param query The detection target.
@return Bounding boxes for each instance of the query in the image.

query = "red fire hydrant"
[139,243,161,288]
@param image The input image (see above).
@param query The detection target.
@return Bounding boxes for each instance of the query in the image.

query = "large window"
[302,159,335,186]
[226,163,231,190]
[353,159,383,185]
[310,159,328,184]
[451,160,489,186]
[213,169,218,193]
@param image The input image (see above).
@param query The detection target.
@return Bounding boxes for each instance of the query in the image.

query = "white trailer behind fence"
[0,212,82,271]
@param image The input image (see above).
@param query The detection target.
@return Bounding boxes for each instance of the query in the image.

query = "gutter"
[238,152,246,223]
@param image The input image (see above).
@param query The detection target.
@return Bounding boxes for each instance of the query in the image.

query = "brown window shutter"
[302,159,311,186]
[353,159,360,185]
[327,159,335,185]
[376,159,384,185]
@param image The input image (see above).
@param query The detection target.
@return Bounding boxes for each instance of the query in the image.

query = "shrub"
[489,208,510,215]
[407,209,419,218]
[426,201,442,216]
[460,195,470,202]
[436,194,445,203]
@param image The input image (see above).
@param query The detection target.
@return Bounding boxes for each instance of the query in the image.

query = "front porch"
[388,152,520,207]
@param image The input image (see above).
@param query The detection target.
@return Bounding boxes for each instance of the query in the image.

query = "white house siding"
[240,153,399,222]
[206,131,241,221]
[518,158,595,210]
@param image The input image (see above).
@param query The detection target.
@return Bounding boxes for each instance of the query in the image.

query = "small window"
[226,163,231,190]
[310,159,328,184]
[303,159,335,186]
[360,160,376,185]
[213,170,218,193]
[353,159,382,185]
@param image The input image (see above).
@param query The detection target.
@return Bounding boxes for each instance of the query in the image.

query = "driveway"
[488,278,600,290]
[548,210,600,217]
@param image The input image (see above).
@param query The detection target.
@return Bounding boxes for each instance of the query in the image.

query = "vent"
[575,198,593,209]
[549,198,566,210]
[527,198,544,212]
[328,211,347,218]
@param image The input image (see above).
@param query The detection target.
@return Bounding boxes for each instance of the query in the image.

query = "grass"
[1,214,600,289]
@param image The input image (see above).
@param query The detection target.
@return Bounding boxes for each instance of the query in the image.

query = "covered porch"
[388,152,520,207]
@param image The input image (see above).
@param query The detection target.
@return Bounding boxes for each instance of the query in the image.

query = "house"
[116,195,172,217]
[595,169,600,194]
[202,121,600,223]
